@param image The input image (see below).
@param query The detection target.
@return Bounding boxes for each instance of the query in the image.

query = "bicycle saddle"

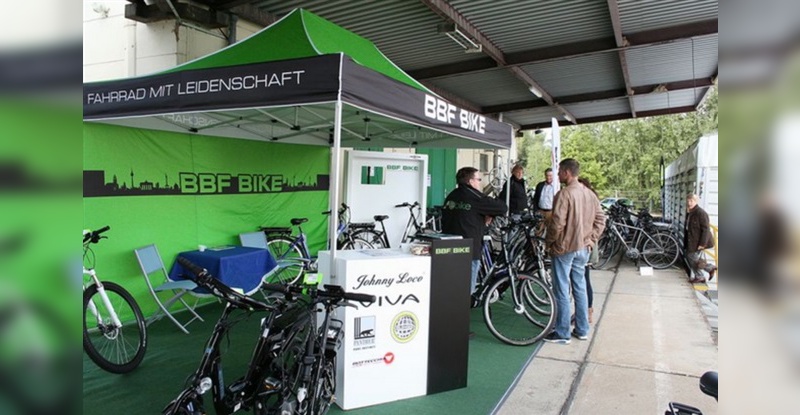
[699,371,718,401]
[291,218,308,226]
[374,215,389,222]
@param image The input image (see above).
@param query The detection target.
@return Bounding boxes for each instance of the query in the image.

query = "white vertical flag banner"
[551,117,561,192]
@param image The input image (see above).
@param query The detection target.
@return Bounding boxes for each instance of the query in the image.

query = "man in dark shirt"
[498,164,527,214]
[442,167,508,295]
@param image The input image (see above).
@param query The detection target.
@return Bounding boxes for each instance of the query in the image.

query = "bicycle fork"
[85,268,123,329]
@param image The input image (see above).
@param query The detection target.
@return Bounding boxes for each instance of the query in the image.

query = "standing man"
[544,159,605,344]
[442,167,508,296]
[685,194,717,283]
[532,168,556,219]
[498,164,527,214]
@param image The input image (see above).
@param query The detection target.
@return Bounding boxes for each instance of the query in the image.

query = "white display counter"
[318,249,431,410]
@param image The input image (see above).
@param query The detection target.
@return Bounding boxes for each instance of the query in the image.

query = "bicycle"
[260,204,374,285]
[665,371,717,414]
[595,202,680,270]
[83,226,147,374]
[258,282,375,415]
[164,258,374,415]
[474,215,557,346]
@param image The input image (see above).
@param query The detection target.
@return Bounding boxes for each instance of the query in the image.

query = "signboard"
[345,151,427,248]
[319,250,431,410]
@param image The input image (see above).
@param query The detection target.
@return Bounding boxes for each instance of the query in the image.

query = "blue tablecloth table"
[169,246,277,296]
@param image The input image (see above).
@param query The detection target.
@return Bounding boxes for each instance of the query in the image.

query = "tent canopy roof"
[163,9,430,94]
[84,9,511,149]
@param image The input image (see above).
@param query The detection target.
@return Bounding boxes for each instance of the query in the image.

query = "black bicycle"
[164,258,374,415]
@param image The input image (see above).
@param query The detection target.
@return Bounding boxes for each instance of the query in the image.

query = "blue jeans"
[551,248,590,339]
[470,259,480,295]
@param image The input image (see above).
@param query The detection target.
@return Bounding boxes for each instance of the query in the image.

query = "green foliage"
[518,86,718,210]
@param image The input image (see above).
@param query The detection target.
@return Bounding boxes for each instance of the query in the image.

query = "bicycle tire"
[352,229,386,249]
[266,236,305,284]
[83,281,147,374]
[483,275,553,346]
[641,232,680,269]
[342,235,375,250]
[519,276,556,332]
[595,234,618,269]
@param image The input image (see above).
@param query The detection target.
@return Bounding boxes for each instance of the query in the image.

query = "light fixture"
[563,113,576,123]
[437,22,482,54]
[528,85,543,98]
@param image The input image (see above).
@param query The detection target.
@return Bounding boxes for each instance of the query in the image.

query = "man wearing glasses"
[442,167,508,300]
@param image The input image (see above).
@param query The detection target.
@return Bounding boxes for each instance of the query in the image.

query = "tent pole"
[328,99,344,281]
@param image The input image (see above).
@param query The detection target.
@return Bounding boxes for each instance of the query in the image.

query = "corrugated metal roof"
[564,98,630,119]
[165,0,718,129]
[627,34,718,86]
[449,0,613,53]
[255,0,477,70]
[521,51,624,96]
[427,69,532,106]
[502,106,562,126]
[619,0,718,33]
[633,88,704,112]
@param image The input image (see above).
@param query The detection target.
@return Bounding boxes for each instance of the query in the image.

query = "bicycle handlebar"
[262,283,376,304]
[394,202,419,208]
[83,226,111,244]
[177,257,272,311]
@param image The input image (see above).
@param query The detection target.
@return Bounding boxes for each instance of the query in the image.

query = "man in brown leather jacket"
[543,159,605,344]
[685,194,717,283]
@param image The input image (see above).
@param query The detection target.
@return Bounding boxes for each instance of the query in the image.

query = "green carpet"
[83,304,542,415]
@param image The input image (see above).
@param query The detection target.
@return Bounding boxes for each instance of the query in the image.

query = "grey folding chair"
[134,244,203,334]
[239,231,269,249]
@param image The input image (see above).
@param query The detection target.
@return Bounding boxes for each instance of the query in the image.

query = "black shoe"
[542,332,570,345]
[708,266,717,281]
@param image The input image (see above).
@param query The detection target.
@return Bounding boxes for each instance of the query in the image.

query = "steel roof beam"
[518,105,698,130]
[606,0,636,117]
[482,77,714,114]
[420,0,578,125]
[408,19,718,80]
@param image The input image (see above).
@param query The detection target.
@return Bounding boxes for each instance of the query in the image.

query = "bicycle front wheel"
[266,236,305,284]
[595,235,618,269]
[83,282,147,374]
[641,233,680,269]
[483,276,553,346]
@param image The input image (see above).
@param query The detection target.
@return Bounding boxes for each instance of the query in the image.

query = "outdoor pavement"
[496,260,719,415]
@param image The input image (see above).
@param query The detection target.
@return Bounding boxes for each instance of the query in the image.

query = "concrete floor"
[496,261,718,415]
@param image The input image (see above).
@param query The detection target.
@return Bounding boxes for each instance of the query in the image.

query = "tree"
[515,86,718,210]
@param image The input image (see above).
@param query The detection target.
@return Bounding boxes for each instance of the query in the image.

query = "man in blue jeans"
[544,159,605,344]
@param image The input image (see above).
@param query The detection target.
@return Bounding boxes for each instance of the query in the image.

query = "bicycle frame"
[166,299,289,414]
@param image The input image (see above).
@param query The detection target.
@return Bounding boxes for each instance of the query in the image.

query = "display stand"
[421,237,472,394]
[319,249,431,410]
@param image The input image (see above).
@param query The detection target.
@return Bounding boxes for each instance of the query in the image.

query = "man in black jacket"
[498,164,527,214]
[685,194,717,283]
[442,167,508,295]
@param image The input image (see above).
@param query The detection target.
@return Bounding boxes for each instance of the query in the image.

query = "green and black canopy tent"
[83,8,512,263]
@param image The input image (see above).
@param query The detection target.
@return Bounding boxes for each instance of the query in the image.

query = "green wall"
[416,148,456,207]
[83,124,330,319]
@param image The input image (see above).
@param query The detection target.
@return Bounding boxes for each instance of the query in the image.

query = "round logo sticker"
[391,311,418,343]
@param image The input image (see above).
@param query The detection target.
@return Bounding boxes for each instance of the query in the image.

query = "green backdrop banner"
[83,123,330,318]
